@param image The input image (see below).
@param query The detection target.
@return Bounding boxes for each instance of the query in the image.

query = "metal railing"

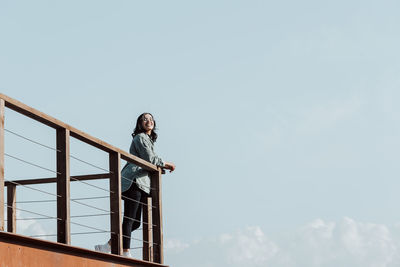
[0,93,164,264]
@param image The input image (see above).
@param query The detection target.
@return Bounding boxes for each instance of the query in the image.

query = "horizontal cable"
[71,231,111,236]
[5,153,60,174]
[17,213,110,220]
[4,204,61,221]
[16,217,54,221]
[70,154,111,173]
[4,128,60,152]
[129,246,143,250]
[71,213,110,218]
[121,193,155,208]
[70,221,112,234]
[29,234,57,237]
[70,199,112,214]
[69,176,113,194]
[122,215,156,227]
[17,196,109,204]
[16,199,56,204]
[5,179,61,198]
[13,196,153,211]
[29,231,111,238]
[120,233,156,245]
[72,196,109,201]
[13,195,154,209]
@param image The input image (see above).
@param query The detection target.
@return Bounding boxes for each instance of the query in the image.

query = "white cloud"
[285,217,399,267]
[165,227,280,267]
[15,211,54,241]
[223,226,279,266]
[166,218,400,267]
[165,238,190,253]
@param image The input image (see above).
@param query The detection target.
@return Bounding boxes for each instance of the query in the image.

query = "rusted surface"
[0,232,169,267]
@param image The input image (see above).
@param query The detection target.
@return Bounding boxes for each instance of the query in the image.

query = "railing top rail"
[0,93,157,171]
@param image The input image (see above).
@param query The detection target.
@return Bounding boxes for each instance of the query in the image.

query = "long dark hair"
[132,113,158,142]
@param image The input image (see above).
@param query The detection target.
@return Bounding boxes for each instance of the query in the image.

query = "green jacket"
[121,133,164,194]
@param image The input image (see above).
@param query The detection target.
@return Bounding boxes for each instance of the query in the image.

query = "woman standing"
[95,113,175,257]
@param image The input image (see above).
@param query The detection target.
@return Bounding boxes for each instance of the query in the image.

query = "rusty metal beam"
[0,231,168,267]
[5,173,110,187]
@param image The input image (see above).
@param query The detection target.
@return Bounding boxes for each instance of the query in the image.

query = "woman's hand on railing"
[163,162,176,173]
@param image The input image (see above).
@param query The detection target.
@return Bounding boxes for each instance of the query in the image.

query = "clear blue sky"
[1,1,400,266]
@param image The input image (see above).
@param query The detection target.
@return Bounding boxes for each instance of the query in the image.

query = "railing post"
[0,99,5,231]
[109,152,122,255]
[56,128,71,244]
[7,185,16,233]
[151,168,163,264]
[142,197,153,261]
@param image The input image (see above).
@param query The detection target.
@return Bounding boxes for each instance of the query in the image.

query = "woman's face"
[141,114,154,133]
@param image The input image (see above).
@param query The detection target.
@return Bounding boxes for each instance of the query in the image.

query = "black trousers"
[122,183,148,249]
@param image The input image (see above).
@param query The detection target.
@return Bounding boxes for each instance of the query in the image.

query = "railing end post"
[109,152,122,255]
[56,128,71,244]
[0,99,5,231]
[151,167,164,264]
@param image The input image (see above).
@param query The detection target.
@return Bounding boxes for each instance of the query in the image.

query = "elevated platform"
[0,93,168,265]
[0,232,168,267]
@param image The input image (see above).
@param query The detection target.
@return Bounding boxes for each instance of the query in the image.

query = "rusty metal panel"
[0,232,168,267]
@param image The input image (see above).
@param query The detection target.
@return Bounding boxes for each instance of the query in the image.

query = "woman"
[95,113,175,257]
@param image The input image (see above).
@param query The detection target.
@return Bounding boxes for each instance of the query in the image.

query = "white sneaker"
[123,251,132,257]
[95,242,111,253]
